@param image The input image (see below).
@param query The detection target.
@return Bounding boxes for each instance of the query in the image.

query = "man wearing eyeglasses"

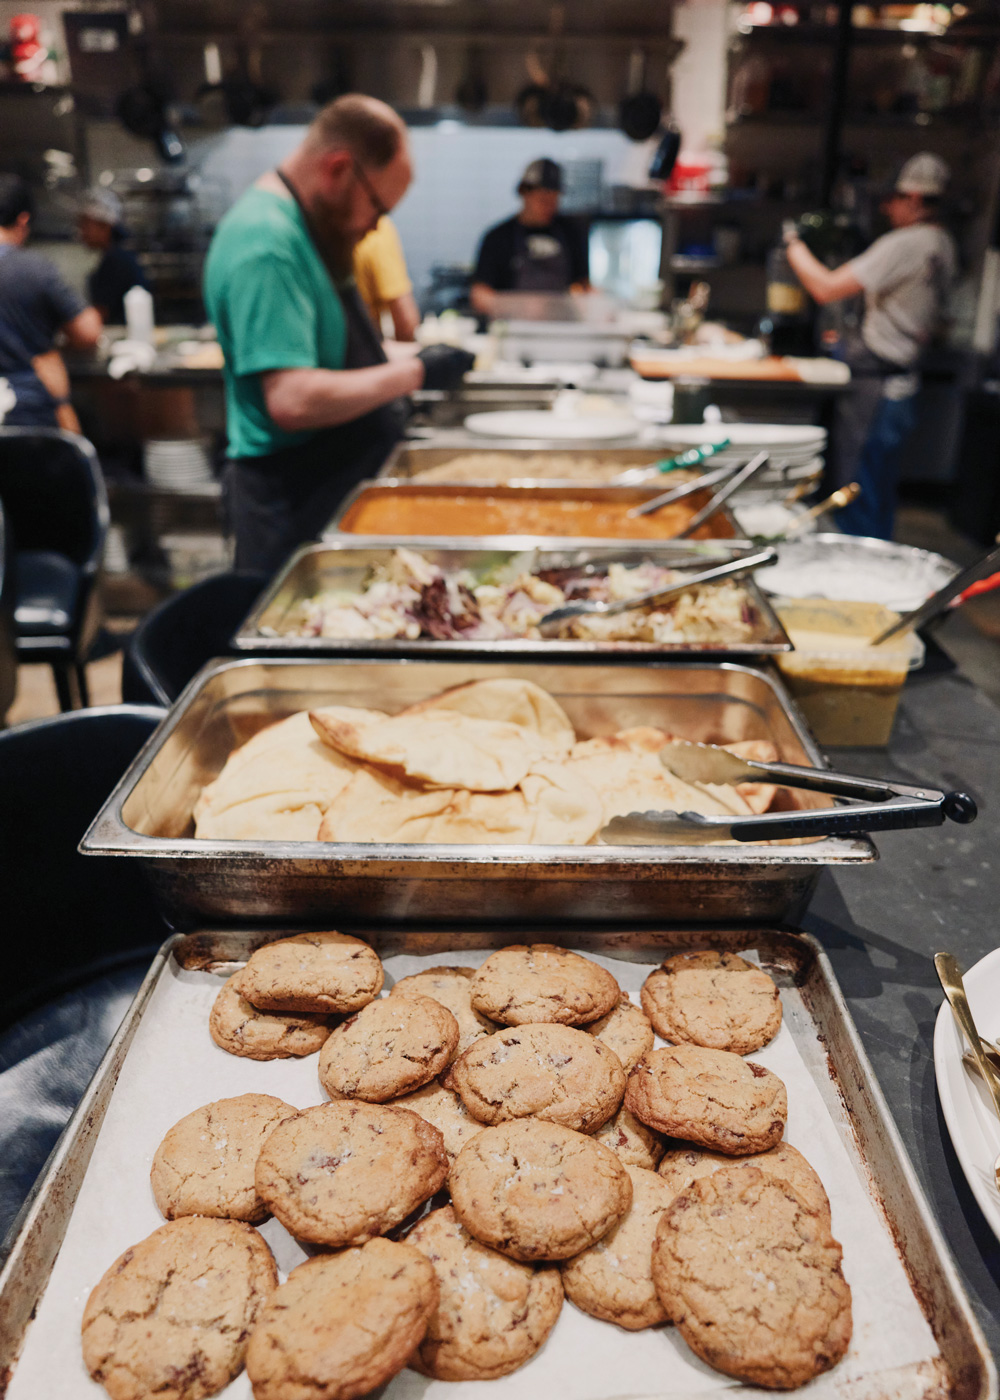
[205,94,472,573]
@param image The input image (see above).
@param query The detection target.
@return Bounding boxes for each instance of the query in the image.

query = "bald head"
[304,94,407,168]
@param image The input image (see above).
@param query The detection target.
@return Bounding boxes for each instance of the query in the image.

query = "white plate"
[933,945,1000,1242]
[661,422,827,448]
[464,411,638,440]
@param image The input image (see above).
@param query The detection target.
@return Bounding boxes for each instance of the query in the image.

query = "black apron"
[511,225,573,293]
[224,177,406,575]
[828,331,913,493]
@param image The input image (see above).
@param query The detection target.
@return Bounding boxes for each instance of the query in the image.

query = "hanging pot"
[649,125,682,182]
[619,49,663,142]
[516,53,550,126]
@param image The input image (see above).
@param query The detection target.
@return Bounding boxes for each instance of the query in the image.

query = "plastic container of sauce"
[773,598,923,747]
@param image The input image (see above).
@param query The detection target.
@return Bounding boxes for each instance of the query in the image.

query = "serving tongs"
[629,450,771,531]
[870,543,1000,646]
[536,546,777,637]
[600,738,977,844]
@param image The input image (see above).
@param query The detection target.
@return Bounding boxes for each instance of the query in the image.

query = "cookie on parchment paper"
[625,1045,787,1155]
[561,1165,677,1330]
[255,1101,447,1247]
[585,994,654,1073]
[449,1118,632,1263]
[470,944,619,1027]
[390,964,497,1053]
[449,1023,625,1134]
[209,971,331,1061]
[81,1216,277,1400]
[592,1104,666,1171]
[658,1140,831,1222]
[406,1205,563,1381]
[150,1093,298,1223]
[640,950,782,1056]
[652,1165,852,1389]
[318,993,459,1102]
[394,1078,485,1164]
[246,1238,438,1400]
[238,931,383,1014]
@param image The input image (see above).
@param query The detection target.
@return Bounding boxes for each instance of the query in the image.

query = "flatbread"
[399,679,576,756]
[310,709,550,792]
[566,746,753,826]
[317,762,602,846]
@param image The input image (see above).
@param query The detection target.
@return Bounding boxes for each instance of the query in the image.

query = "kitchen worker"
[470,158,590,317]
[353,215,420,341]
[77,188,149,326]
[0,174,101,431]
[204,94,472,573]
[784,153,957,540]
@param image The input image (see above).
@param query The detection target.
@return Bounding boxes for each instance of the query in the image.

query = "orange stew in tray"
[338,491,735,541]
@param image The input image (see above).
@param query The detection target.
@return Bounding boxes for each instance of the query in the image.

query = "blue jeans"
[836,391,917,540]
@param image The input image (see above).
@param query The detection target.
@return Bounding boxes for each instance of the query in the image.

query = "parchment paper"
[7,946,938,1400]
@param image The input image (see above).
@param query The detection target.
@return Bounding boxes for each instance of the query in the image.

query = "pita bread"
[723,739,780,814]
[399,678,575,756]
[317,761,602,846]
[566,746,753,827]
[194,791,328,841]
[310,708,547,792]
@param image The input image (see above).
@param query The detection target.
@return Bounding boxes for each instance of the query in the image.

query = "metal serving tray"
[324,478,744,541]
[81,658,873,928]
[232,538,792,659]
[380,438,664,481]
[0,927,992,1400]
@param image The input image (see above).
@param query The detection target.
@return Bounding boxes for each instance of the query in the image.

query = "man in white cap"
[77,188,149,325]
[784,153,956,538]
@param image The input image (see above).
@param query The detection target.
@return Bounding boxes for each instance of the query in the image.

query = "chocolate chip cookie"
[255,1102,448,1247]
[209,971,331,1061]
[586,994,654,1074]
[239,931,384,1014]
[658,1141,831,1222]
[246,1239,438,1400]
[81,1216,277,1400]
[394,1078,485,1164]
[592,1104,666,1171]
[640,951,782,1056]
[449,1023,625,1133]
[390,965,496,1053]
[470,944,620,1027]
[561,1165,677,1330]
[625,1045,787,1155]
[150,1093,298,1223]
[450,1118,632,1262]
[406,1206,563,1381]
[318,993,459,1102]
[652,1165,852,1388]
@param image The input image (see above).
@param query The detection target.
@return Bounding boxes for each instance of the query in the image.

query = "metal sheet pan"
[232,538,792,659]
[80,658,873,928]
[0,928,992,1400]
[323,478,745,542]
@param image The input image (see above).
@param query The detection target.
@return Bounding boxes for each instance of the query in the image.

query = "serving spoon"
[935,951,1000,1193]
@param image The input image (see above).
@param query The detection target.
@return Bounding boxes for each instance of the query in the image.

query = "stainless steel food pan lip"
[79,654,874,866]
[233,536,790,655]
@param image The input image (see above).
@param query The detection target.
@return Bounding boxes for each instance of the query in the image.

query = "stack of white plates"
[659,422,827,469]
[143,438,215,492]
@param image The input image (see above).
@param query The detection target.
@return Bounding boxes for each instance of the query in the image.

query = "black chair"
[121,568,269,707]
[0,500,17,724]
[0,704,169,1243]
[0,427,109,711]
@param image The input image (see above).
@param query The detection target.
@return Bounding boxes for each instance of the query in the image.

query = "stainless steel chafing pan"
[81,658,874,928]
[232,538,792,659]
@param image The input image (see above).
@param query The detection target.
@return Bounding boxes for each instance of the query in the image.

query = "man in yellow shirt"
[353,215,419,340]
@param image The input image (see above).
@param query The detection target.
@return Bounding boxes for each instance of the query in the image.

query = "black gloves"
[417,344,476,392]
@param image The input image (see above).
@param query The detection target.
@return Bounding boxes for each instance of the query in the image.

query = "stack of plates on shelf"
[143,437,215,492]
[102,524,130,575]
[659,422,827,469]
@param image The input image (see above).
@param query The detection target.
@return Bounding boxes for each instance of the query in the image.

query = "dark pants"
[830,367,918,542]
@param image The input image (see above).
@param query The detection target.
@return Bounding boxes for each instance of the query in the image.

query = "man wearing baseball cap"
[77,188,149,325]
[785,152,957,539]
[470,158,589,317]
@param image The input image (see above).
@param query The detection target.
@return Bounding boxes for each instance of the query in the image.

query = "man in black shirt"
[470,159,589,316]
[77,189,149,326]
[0,175,101,428]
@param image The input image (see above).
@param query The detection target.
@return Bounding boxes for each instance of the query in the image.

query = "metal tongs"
[629,450,771,533]
[536,547,776,637]
[599,738,978,844]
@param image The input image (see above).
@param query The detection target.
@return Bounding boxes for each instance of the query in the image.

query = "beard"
[307,185,362,280]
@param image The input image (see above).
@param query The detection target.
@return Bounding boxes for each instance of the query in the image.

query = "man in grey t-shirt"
[785,154,957,539]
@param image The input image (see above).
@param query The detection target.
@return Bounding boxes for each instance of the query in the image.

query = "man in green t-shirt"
[204,93,472,572]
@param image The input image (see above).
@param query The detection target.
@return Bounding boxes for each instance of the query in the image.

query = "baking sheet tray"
[323,479,744,542]
[0,928,991,1400]
[80,658,874,928]
[232,538,793,659]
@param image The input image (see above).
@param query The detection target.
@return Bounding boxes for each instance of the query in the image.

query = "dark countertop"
[802,664,1000,1358]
